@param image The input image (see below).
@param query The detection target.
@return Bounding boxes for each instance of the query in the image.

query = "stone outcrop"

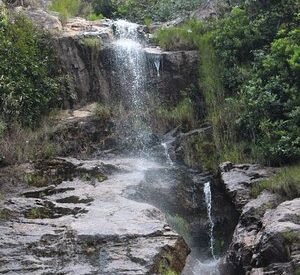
[49,104,116,157]
[0,157,190,274]
[220,163,300,275]
[15,7,62,31]
[219,162,276,212]
[128,159,238,259]
[21,10,201,112]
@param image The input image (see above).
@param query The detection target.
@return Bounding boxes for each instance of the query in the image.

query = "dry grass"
[0,120,58,165]
[251,164,300,199]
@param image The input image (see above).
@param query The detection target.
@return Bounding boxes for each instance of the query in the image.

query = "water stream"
[204,182,216,260]
[112,19,221,274]
[112,20,152,151]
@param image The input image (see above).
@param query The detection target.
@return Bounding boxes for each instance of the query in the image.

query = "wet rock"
[219,162,276,212]
[50,104,115,156]
[222,181,300,274]
[174,126,213,169]
[0,157,190,274]
[128,165,238,259]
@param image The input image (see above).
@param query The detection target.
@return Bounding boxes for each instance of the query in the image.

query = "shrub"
[81,37,102,50]
[156,97,195,131]
[93,103,111,121]
[0,10,63,127]
[115,0,204,23]
[86,12,104,21]
[251,164,300,199]
[155,20,206,51]
[0,121,58,165]
[92,0,116,18]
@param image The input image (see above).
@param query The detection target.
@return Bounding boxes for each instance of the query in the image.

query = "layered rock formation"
[0,157,189,274]
[220,163,300,275]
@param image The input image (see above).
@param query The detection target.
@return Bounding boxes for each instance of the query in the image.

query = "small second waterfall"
[204,181,216,260]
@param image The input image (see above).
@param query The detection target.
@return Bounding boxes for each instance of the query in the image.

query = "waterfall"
[161,142,173,166]
[112,20,152,150]
[153,55,161,77]
[204,182,216,260]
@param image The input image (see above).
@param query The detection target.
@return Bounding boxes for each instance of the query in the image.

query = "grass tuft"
[92,103,111,122]
[251,164,300,199]
[156,97,195,131]
[49,0,82,23]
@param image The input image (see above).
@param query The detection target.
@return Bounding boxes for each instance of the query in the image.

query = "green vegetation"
[155,0,300,168]
[185,134,218,172]
[49,0,82,23]
[93,103,112,121]
[156,97,196,131]
[0,121,58,165]
[251,164,300,199]
[0,208,12,220]
[115,0,204,23]
[158,253,179,275]
[155,20,204,50]
[166,214,191,244]
[49,0,105,22]
[25,207,51,219]
[0,10,64,127]
[48,0,205,23]
[282,230,300,244]
[86,12,104,21]
[25,173,49,187]
[81,37,102,50]
[0,6,68,165]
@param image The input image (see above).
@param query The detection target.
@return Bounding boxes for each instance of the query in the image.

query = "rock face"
[52,17,200,111]
[219,162,276,212]
[127,158,239,260]
[16,7,62,31]
[0,157,189,274]
[220,163,300,275]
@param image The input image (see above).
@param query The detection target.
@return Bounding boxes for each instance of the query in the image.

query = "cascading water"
[204,181,216,260]
[112,20,222,275]
[153,55,161,77]
[112,20,152,151]
[161,142,173,166]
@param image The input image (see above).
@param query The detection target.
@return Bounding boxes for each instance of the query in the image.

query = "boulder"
[219,162,276,212]
[15,7,62,31]
[221,162,300,275]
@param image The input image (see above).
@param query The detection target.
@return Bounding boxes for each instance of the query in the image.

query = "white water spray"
[153,56,161,77]
[112,20,152,149]
[161,142,173,166]
[204,182,216,260]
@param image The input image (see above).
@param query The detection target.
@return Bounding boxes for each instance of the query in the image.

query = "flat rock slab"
[0,157,189,274]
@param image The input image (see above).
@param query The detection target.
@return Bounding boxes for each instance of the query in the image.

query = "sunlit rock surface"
[0,157,189,274]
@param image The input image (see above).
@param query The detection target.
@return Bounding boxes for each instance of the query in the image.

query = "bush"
[0,10,63,127]
[251,164,300,199]
[155,20,206,51]
[86,12,104,21]
[0,121,58,165]
[92,0,116,18]
[93,103,111,121]
[156,97,196,131]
